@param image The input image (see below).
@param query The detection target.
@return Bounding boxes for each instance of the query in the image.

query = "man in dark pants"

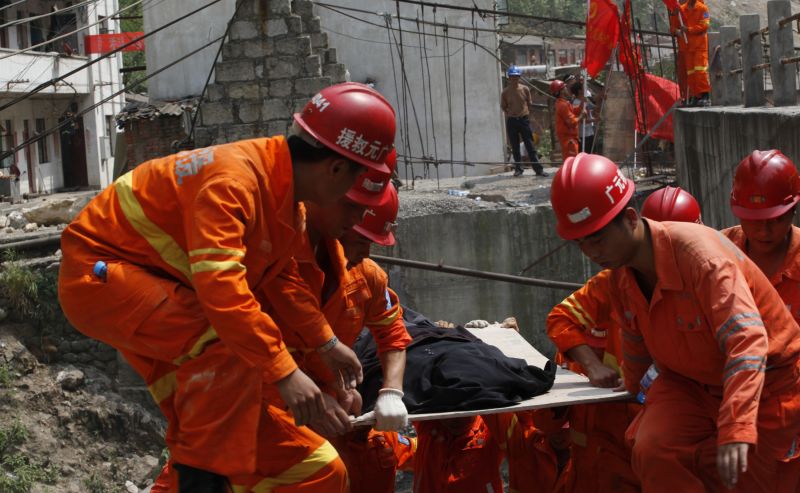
[501,65,548,177]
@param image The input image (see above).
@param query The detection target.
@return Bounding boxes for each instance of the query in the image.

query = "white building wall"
[143,0,504,178]
[0,0,124,194]
[143,0,236,101]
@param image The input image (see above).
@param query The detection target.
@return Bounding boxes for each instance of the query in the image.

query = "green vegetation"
[120,0,146,90]
[1,250,68,336]
[0,422,56,492]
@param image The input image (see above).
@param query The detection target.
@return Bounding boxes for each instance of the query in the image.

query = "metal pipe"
[778,11,800,27]
[371,254,583,290]
[751,62,771,71]
[0,234,61,253]
[780,55,800,65]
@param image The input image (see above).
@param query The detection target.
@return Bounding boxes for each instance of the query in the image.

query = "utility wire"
[0,34,225,162]
[0,0,28,15]
[0,0,225,113]
[0,0,147,61]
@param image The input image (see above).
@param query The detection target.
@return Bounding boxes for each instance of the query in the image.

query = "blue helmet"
[507,65,522,77]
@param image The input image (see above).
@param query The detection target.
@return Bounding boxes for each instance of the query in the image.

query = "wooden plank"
[351,326,632,426]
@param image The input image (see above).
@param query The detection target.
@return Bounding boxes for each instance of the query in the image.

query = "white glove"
[373,388,408,431]
[465,319,490,328]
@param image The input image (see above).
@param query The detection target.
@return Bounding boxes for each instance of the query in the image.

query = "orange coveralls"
[58,137,346,488]
[260,234,412,491]
[412,416,505,493]
[672,0,711,98]
[547,269,642,493]
[555,97,581,160]
[547,220,800,492]
[333,430,416,493]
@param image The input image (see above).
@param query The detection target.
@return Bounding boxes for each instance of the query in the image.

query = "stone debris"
[56,367,86,391]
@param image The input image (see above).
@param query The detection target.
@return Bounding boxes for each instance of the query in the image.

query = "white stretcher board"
[350,325,632,426]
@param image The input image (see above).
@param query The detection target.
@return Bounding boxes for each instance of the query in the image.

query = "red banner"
[661,0,680,12]
[583,0,620,77]
[635,74,681,141]
[84,33,145,54]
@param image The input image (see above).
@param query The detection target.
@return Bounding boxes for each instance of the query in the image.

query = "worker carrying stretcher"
[548,153,800,492]
[58,82,398,491]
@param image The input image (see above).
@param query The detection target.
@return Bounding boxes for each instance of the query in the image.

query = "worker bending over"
[548,153,800,492]
[59,83,396,492]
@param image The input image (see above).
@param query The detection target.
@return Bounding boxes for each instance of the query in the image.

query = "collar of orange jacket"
[619,219,684,294]
[263,136,304,235]
[725,224,800,283]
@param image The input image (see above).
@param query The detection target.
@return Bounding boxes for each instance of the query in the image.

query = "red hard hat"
[731,150,800,220]
[550,79,566,95]
[641,186,702,223]
[293,82,395,173]
[346,149,396,207]
[353,184,399,246]
[551,153,635,240]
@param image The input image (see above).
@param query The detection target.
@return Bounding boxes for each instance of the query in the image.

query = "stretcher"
[351,325,632,425]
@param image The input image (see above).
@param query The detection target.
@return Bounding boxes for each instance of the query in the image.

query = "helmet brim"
[293,113,391,174]
[555,179,636,240]
[345,186,386,207]
[731,198,799,221]
[353,224,395,246]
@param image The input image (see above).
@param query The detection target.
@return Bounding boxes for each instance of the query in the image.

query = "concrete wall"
[318,0,505,178]
[143,0,237,101]
[378,205,598,356]
[674,106,800,229]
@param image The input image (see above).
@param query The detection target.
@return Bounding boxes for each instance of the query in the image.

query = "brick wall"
[124,116,187,170]
[194,0,349,146]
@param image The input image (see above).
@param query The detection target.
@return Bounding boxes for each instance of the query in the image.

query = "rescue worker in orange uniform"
[546,185,702,493]
[549,153,800,492]
[721,150,800,493]
[670,0,711,106]
[58,82,397,491]
[551,79,583,161]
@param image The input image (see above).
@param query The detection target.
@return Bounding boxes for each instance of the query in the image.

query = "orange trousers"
[151,404,348,492]
[685,50,711,97]
[59,254,347,488]
[558,138,579,161]
[557,402,641,493]
[629,371,800,493]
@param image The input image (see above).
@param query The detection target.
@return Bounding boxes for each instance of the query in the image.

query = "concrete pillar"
[721,26,743,105]
[740,14,766,107]
[708,32,725,105]
[768,0,797,106]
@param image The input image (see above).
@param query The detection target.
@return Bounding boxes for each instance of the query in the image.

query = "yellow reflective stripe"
[559,295,595,329]
[603,352,621,375]
[502,413,519,451]
[570,429,588,447]
[237,441,339,493]
[115,173,192,280]
[173,326,219,365]
[188,247,245,257]
[190,260,246,274]
[369,306,401,327]
[148,371,177,404]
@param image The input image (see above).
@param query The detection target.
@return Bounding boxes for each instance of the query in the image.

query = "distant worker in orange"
[670,0,711,106]
[551,79,583,161]
[549,153,800,492]
[546,185,702,493]
[58,83,397,491]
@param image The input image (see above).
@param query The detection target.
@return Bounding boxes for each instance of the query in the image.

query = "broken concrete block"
[230,20,259,40]
[227,82,259,100]
[0,214,7,229]
[267,0,291,15]
[266,19,288,37]
[262,99,292,121]
[200,102,234,126]
[237,102,261,124]
[21,195,92,226]
[268,79,293,98]
[274,36,311,56]
[285,15,303,35]
[265,58,301,80]
[214,60,255,82]
[294,77,331,97]
[7,210,26,229]
[56,367,85,391]
[23,222,38,232]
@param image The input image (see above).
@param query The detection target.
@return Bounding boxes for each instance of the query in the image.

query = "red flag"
[635,74,681,141]
[583,0,620,77]
[617,0,642,77]
[661,0,680,12]
[84,33,145,54]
